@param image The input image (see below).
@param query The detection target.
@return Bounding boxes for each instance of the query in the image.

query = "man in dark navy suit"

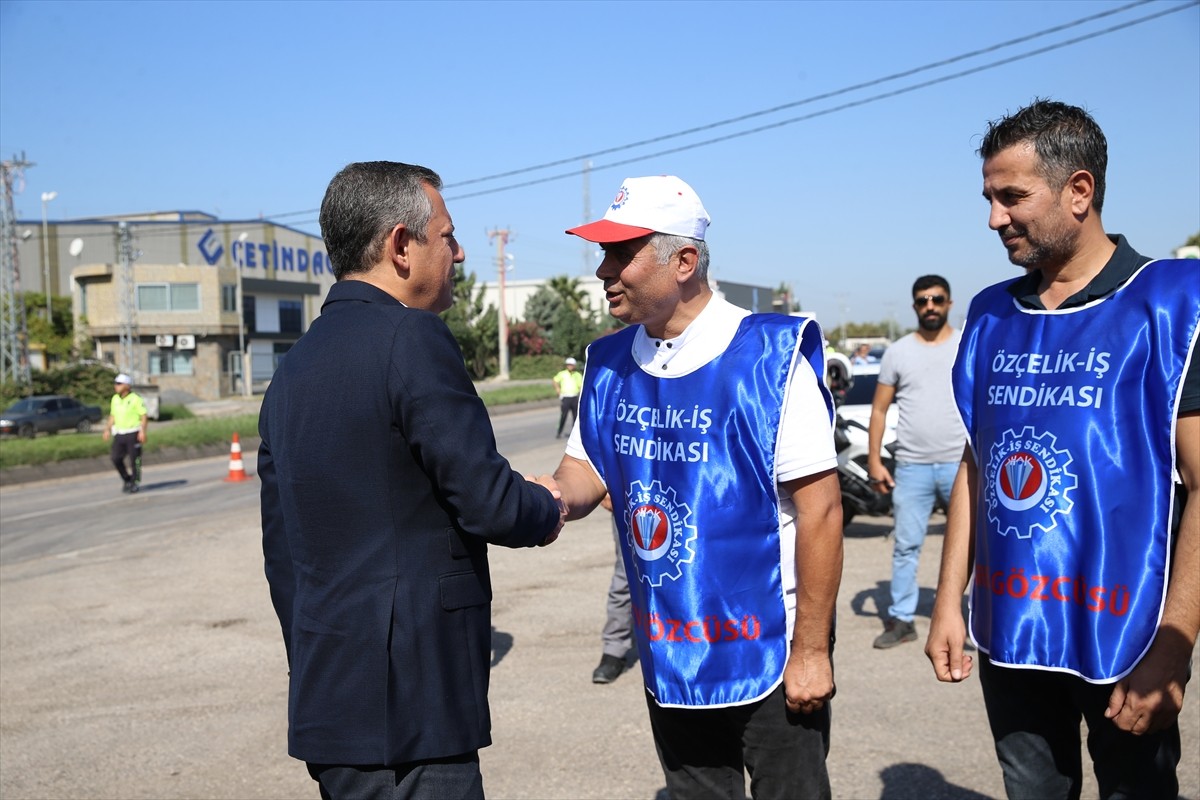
[260,161,566,800]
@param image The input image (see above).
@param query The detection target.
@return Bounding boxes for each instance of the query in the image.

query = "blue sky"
[2,0,1197,331]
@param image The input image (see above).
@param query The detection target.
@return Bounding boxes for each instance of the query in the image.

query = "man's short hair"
[649,233,711,282]
[912,274,950,297]
[320,162,441,280]
[977,98,1108,213]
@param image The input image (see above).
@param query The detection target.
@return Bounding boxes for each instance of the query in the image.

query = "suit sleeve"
[391,312,560,548]
[258,410,295,664]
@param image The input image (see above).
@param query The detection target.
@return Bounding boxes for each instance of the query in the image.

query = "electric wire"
[26,0,1197,241]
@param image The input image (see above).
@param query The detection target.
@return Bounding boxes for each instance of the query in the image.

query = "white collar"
[630,296,750,377]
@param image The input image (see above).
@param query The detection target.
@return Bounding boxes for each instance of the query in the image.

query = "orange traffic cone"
[225,432,251,482]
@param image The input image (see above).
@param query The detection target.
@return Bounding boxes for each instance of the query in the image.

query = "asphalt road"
[1,404,1197,799]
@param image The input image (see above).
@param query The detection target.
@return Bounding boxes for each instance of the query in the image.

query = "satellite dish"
[68,238,84,257]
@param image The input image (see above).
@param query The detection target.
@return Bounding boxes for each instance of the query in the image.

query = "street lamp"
[40,191,57,322]
[236,232,251,397]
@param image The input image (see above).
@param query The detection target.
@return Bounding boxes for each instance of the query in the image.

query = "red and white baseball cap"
[566,175,710,243]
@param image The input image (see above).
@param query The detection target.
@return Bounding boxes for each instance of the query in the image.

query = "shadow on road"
[137,479,188,492]
[491,627,514,668]
[880,762,993,799]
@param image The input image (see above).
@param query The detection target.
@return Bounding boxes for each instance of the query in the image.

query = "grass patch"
[478,384,556,407]
[0,389,549,471]
[158,403,196,421]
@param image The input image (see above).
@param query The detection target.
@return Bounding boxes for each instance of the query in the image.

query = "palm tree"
[547,275,591,313]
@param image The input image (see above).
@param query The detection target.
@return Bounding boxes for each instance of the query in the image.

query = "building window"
[148,349,194,376]
[273,342,292,371]
[221,284,237,313]
[244,295,256,333]
[279,299,303,333]
[137,283,200,311]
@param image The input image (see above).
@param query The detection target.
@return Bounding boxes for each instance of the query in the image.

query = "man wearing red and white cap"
[553,175,843,799]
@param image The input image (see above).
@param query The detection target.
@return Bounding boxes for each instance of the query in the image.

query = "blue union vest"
[579,314,830,707]
[954,258,1200,682]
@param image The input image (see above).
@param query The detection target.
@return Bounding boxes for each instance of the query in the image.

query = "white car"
[837,363,898,449]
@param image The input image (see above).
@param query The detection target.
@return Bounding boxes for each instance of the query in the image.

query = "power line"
[443,0,1156,190]
[218,0,1186,225]
[444,0,1197,202]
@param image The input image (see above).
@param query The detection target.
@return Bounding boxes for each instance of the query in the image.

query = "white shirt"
[565,295,836,480]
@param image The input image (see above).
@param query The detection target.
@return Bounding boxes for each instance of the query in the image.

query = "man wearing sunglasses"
[867,276,967,649]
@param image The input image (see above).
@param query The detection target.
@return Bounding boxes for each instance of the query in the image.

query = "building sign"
[197,228,331,276]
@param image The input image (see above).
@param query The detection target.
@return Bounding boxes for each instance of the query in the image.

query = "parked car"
[0,395,104,438]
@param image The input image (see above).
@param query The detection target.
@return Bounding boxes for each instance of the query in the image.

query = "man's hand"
[925,598,974,682]
[867,461,895,494]
[1105,634,1190,734]
[783,647,834,715]
[526,474,568,546]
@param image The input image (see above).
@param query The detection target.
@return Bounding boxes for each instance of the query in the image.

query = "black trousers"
[306,752,483,800]
[978,657,1181,799]
[110,432,142,484]
[644,683,832,800]
[557,395,579,437]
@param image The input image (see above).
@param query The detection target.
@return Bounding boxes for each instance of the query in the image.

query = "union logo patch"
[624,479,697,587]
[610,185,629,212]
[985,426,1078,539]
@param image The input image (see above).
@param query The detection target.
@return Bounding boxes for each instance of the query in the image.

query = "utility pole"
[0,153,33,387]
[581,160,592,274]
[488,227,511,381]
[116,222,139,377]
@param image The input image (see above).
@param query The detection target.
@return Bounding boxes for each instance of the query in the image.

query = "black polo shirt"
[1005,234,1199,413]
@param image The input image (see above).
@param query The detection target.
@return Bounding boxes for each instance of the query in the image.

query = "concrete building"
[12,212,333,400]
[476,275,783,322]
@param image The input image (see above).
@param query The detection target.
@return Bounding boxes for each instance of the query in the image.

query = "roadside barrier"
[224,432,251,482]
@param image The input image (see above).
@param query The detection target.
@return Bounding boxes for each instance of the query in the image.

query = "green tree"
[548,304,601,361]
[546,275,591,313]
[524,286,563,331]
[1185,232,1199,249]
[440,268,499,379]
[824,320,895,347]
[25,293,76,365]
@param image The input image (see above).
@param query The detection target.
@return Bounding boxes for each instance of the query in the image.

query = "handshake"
[526,474,569,547]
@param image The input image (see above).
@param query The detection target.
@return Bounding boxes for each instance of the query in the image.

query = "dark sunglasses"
[913,294,948,307]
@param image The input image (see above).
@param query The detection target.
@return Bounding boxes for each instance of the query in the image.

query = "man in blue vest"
[926,99,1199,798]
[552,175,843,799]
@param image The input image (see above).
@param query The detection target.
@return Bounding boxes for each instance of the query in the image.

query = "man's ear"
[1064,169,1096,216]
[674,245,699,283]
[389,223,410,273]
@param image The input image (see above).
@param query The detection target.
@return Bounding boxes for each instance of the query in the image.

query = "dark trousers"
[110,432,142,485]
[978,657,1181,799]
[306,752,483,800]
[601,515,632,659]
[644,683,832,800]
[556,395,579,437]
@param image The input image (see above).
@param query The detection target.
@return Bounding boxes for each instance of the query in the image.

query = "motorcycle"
[826,351,897,529]
[834,413,896,529]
